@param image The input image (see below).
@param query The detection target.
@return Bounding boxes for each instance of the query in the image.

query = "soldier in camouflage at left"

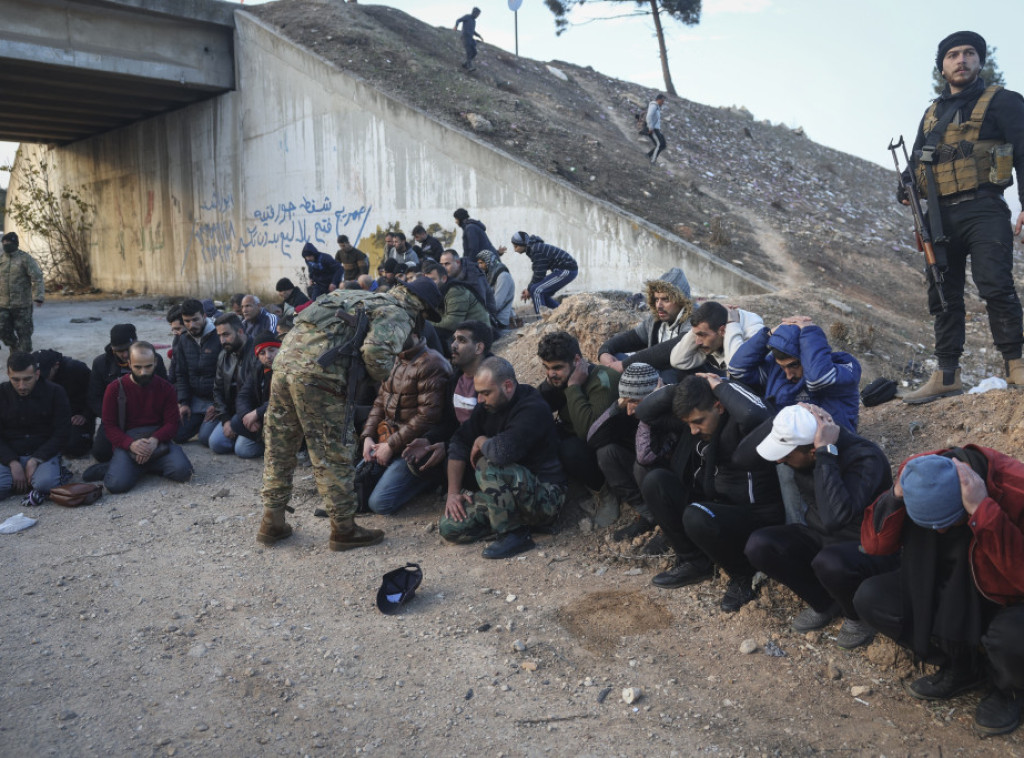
[0,232,45,354]
[257,277,443,551]
[440,356,567,559]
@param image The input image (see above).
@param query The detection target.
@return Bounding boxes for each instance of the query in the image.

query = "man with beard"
[0,232,45,354]
[598,270,691,381]
[855,448,1024,735]
[101,342,193,494]
[208,314,256,456]
[900,32,1024,403]
[412,225,444,262]
[743,404,896,648]
[401,320,493,497]
[439,356,566,558]
[424,262,490,349]
[538,330,620,527]
[88,324,168,463]
[476,250,515,330]
[173,299,222,444]
[671,301,764,376]
[333,235,370,286]
[0,352,70,505]
[439,249,497,325]
[641,374,782,611]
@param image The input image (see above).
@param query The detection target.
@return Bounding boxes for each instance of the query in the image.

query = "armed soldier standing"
[902,32,1024,404]
[256,278,443,551]
[0,232,45,354]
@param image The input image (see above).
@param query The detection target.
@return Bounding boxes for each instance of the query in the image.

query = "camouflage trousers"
[261,371,357,520]
[439,458,566,543]
[0,307,34,353]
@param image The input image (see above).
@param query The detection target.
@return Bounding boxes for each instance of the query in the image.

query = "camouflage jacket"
[0,249,45,309]
[274,288,421,388]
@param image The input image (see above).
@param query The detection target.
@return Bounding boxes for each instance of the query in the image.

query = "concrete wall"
[7,12,770,300]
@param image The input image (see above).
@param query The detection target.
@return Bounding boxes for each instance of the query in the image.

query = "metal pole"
[515,11,519,57]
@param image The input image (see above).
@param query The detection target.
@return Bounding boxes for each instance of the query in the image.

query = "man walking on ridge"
[646,94,667,165]
[454,7,483,71]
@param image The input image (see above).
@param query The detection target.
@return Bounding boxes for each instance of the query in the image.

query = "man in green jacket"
[0,233,45,353]
[537,330,621,526]
[424,261,490,348]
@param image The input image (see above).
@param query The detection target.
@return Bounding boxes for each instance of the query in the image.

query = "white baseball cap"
[756,405,818,461]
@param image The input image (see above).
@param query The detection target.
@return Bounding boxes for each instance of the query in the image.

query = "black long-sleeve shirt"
[0,379,71,464]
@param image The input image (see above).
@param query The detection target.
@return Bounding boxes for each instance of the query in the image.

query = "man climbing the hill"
[900,31,1024,404]
[454,7,483,72]
[646,94,667,165]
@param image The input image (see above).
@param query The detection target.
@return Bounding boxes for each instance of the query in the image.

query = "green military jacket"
[274,288,422,387]
[559,364,620,440]
[0,248,45,309]
[433,281,491,333]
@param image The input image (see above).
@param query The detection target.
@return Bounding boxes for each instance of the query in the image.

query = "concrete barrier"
[6,11,771,300]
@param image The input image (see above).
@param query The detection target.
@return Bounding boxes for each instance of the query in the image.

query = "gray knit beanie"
[619,362,659,400]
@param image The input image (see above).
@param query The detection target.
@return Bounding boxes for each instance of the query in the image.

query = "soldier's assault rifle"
[888,135,949,312]
[316,303,369,445]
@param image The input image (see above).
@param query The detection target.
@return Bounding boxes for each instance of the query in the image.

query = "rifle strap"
[118,377,127,431]
[919,100,965,249]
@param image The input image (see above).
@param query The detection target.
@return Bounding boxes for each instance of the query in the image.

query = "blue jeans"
[208,423,264,458]
[0,455,63,497]
[174,396,217,444]
[367,457,442,515]
[104,443,193,494]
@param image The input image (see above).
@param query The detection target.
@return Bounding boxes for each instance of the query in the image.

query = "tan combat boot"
[257,507,293,545]
[1006,358,1024,387]
[902,369,963,405]
[329,517,384,551]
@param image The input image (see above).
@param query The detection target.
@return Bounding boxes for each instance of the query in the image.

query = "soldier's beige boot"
[329,517,384,551]
[257,507,293,545]
[1006,359,1024,388]
[902,369,963,405]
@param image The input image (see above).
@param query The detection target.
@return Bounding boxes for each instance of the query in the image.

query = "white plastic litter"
[0,513,37,534]
[968,377,1008,395]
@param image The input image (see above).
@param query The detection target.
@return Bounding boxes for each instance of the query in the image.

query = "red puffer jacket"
[360,339,452,454]
[861,445,1024,605]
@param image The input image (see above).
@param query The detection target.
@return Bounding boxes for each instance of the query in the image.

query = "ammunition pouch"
[914,85,1013,198]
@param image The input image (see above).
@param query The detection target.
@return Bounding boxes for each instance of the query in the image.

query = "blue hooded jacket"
[727,324,862,431]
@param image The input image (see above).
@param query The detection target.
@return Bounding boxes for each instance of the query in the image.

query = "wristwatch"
[817,444,838,457]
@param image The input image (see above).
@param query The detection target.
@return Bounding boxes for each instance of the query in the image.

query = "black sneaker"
[482,528,534,559]
[907,667,985,701]
[974,689,1022,737]
[613,517,654,542]
[720,576,757,612]
[651,557,714,588]
[82,463,109,483]
[792,603,841,633]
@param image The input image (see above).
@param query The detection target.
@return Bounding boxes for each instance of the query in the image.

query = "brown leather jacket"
[361,338,453,454]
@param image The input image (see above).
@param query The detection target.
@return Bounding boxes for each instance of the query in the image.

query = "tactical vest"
[915,85,1014,198]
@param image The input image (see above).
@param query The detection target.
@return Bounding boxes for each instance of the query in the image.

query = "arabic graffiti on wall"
[181,189,373,274]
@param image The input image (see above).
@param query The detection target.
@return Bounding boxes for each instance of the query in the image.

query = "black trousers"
[745,525,897,615]
[928,195,1023,367]
[646,129,666,162]
[65,418,95,458]
[855,570,1024,691]
[559,435,604,491]
[643,468,782,579]
[595,442,643,509]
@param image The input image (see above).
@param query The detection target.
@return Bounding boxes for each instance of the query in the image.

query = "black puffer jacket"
[173,322,222,403]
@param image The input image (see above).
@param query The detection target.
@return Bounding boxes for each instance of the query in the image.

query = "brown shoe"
[329,517,384,551]
[902,369,962,405]
[1006,358,1024,387]
[257,507,293,545]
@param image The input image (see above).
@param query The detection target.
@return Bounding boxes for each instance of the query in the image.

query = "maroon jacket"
[861,445,1024,605]
[101,375,180,451]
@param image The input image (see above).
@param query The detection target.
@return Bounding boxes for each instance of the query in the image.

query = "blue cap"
[900,455,966,530]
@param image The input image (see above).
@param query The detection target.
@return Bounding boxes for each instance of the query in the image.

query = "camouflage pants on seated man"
[439,458,566,543]
[261,372,355,521]
[0,306,34,353]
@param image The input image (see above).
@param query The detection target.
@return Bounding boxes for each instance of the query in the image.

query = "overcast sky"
[3,0,1022,187]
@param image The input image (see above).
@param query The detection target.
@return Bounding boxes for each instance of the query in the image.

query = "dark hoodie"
[459,218,496,262]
